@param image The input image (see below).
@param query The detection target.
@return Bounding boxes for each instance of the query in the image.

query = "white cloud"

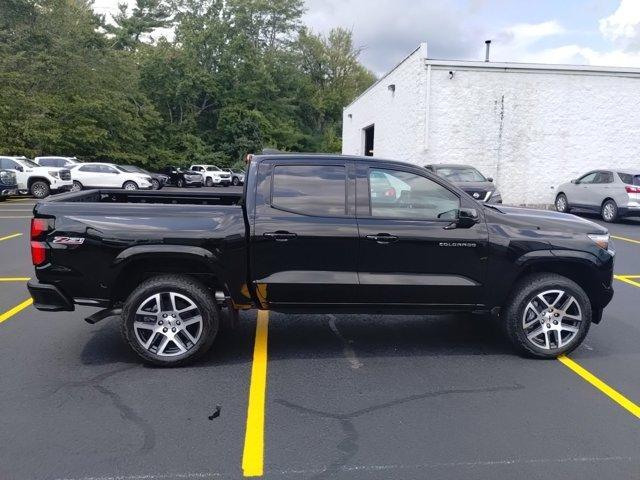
[599,0,640,49]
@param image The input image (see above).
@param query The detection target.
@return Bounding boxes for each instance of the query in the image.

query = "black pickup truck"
[28,154,614,366]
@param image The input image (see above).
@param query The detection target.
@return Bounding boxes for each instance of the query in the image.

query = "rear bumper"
[27,280,74,311]
[618,206,640,218]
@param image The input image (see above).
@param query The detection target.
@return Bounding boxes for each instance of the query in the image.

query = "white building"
[342,43,640,205]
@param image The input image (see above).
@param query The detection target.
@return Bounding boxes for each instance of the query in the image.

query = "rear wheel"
[123,181,138,190]
[177,179,185,188]
[503,273,591,358]
[601,199,618,222]
[205,177,213,187]
[232,177,240,186]
[151,179,160,190]
[555,193,570,213]
[30,180,50,199]
[121,275,220,366]
[71,181,83,192]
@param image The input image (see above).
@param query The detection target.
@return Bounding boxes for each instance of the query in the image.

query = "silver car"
[555,170,640,222]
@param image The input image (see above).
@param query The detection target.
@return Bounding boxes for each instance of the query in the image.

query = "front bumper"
[27,280,74,311]
[0,187,18,197]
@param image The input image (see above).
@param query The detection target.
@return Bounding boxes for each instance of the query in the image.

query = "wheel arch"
[27,176,51,188]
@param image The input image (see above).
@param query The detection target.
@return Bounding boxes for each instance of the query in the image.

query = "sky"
[92,0,640,74]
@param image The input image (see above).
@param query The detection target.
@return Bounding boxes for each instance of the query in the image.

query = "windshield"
[206,166,221,171]
[436,166,486,182]
[17,158,40,168]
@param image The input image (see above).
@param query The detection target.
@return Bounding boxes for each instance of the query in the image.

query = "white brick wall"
[343,48,640,205]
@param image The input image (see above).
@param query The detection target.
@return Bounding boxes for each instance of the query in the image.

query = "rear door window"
[272,164,346,217]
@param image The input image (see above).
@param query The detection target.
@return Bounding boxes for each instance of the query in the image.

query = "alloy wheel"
[602,202,615,221]
[32,183,47,198]
[522,289,582,350]
[133,291,203,357]
[556,196,567,212]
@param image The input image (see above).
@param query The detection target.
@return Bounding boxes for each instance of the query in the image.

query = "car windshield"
[206,166,221,171]
[436,166,486,182]
[618,173,640,186]
[17,158,40,168]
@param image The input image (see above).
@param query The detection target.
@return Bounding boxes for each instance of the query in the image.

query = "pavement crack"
[327,315,363,370]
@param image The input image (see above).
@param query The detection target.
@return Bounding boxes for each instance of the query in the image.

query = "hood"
[489,205,607,235]
[452,180,496,191]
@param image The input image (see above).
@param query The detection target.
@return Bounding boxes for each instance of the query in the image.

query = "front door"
[251,159,359,308]
[356,163,489,308]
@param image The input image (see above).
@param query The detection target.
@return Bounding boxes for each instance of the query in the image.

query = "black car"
[425,163,502,204]
[159,166,203,188]
[28,154,613,366]
[118,165,169,190]
[0,169,18,200]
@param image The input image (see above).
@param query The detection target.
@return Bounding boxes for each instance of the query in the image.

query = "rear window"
[38,158,60,167]
[272,164,346,216]
[618,173,640,186]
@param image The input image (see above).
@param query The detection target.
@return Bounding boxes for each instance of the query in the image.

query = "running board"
[84,308,122,324]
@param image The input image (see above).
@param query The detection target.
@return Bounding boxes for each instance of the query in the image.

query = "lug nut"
[172,327,176,332]
[163,327,168,333]
[553,320,558,325]
[546,323,551,328]
[158,320,163,325]
[176,321,181,325]
[162,314,167,318]
[554,313,559,317]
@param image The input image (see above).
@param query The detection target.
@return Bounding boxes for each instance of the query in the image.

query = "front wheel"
[123,181,138,190]
[503,273,591,358]
[232,177,240,186]
[205,178,213,187]
[151,179,160,190]
[176,179,185,188]
[555,193,570,213]
[601,199,618,223]
[71,181,83,192]
[121,275,220,366]
[30,180,50,199]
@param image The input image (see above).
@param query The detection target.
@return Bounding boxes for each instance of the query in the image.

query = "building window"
[363,124,375,156]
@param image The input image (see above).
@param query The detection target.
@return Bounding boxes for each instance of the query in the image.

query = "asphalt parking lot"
[0,192,638,480]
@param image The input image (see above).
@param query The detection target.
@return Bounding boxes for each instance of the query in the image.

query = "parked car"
[159,166,203,188]
[117,165,168,190]
[28,154,614,366]
[0,156,73,198]
[189,164,231,187]
[0,169,18,200]
[555,170,640,222]
[34,156,81,168]
[69,162,153,191]
[425,164,502,204]
[228,169,245,186]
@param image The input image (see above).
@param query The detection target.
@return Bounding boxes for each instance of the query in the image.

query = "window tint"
[0,159,15,169]
[594,171,613,184]
[272,164,346,216]
[369,168,459,220]
[38,158,58,167]
[618,173,640,186]
[79,164,100,172]
[578,172,597,184]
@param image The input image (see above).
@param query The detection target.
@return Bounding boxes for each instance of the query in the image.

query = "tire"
[503,273,591,359]
[30,180,50,199]
[205,178,213,187]
[177,179,184,188]
[71,181,83,192]
[601,199,618,223]
[232,177,240,186]
[555,193,570,213]
[121,275,220,367]
[151,179,160,190]
[123,181,138,191]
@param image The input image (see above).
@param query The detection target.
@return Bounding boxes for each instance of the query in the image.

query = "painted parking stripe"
[0,216,31,219]
[614,275,640,289]
[242,310,269,477]
[0,232,22,242]
[611,235,640,245]
[0,298,33,325]
[0,277,31,282]
[558,355,640,419]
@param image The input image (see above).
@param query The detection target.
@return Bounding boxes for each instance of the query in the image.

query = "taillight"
[625,185,640,194]
[30,218,51,266]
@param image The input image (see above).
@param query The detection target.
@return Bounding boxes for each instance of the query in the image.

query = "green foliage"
[0,0,376,168]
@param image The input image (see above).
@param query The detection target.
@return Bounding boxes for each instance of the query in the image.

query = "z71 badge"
[52,236,85,245]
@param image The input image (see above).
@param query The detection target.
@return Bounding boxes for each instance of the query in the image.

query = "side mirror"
[445,208,479,230]
[571,179,578,184]
[487,177,494,182]
[15,166,24,172]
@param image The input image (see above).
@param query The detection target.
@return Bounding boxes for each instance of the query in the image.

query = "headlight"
[48,170,60,178]
[588,233,610,250]
[1,171,14,183]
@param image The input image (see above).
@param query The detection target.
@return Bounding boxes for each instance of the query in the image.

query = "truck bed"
[43,189,243,206]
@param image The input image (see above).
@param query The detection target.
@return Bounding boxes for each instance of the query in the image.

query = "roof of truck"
[253,153,414,165]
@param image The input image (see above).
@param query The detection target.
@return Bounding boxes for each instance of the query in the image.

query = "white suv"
[0,156,73,198]
[70,162,153,191]
[189,164,231,187]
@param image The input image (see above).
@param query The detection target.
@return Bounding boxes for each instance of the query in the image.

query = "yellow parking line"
[0,232,22,242]
[0,298,33,325]
[611,235,640,245]
[0,277,31,282]
[614,275,640,289]
[558,355,640,419]
[242,310,269,477]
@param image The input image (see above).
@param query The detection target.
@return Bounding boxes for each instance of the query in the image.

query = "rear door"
[356,162,489,307]
[585,171,614,208]
[251,158,359,307]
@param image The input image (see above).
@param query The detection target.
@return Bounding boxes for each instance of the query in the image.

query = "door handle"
[365,233,399,244]
[263,231,297,242]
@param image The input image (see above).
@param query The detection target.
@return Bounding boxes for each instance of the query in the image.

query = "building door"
[363,124,374,156]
